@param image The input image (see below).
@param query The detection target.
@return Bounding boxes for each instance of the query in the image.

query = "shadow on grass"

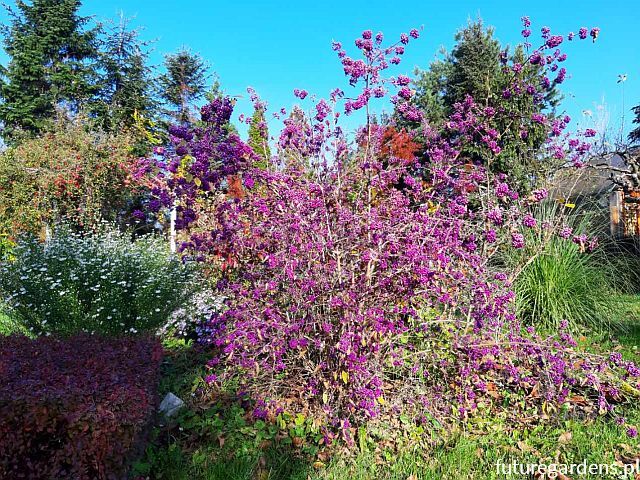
[133,338,314,480]
[138,442,313,480]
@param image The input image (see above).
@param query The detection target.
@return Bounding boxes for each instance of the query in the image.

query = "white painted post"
[169,203,177,254]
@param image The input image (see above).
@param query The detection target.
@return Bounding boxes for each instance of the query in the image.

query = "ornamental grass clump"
[502,201,632,331]
[0,227,197,336]
[151,19,640,445]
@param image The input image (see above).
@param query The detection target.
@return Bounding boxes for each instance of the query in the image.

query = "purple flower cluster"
[522,214,537,228]
[293,88,308,100]
[329,27,422,118]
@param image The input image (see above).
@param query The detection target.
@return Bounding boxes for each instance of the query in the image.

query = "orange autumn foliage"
[379,126,420,163]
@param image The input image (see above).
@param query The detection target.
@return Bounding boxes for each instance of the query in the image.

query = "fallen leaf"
[517,440,533,452]
[558,431,572,444]
[567,395,587,405]
[317,451,330,462]
[527,382,541,399]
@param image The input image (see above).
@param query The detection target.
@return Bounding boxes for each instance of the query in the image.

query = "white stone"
[159,392,185,418]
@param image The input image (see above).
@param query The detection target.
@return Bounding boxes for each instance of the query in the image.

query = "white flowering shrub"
[159,289,223,340]
[0,228,198,336]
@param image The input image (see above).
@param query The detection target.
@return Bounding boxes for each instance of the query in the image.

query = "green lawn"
[133,297,640,480]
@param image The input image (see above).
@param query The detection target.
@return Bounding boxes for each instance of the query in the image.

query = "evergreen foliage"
[92,13,156,131]
[408,19,562,190]
[158,48,208,123]
[0,0,99,140]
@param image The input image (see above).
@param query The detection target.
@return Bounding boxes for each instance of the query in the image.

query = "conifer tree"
[0,0,98,140]
[158,48,208,124]
[407,19,561,190]
[93,13,155,131]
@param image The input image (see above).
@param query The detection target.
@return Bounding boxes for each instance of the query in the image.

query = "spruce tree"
[411,20,512,118]
[407,19,561,190]
[204,74,223,103]
[0,0,98,140]
[93,13,155,131]
[158,48,208,124]
[444,21,503,108]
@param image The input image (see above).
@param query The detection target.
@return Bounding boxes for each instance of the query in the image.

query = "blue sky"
[1,0,638,139]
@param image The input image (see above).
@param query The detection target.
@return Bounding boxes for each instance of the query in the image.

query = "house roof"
[551,147,640,201]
